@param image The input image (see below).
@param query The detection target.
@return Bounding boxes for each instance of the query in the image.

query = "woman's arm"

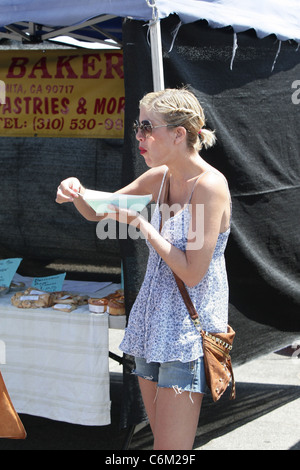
[55,167,166,222]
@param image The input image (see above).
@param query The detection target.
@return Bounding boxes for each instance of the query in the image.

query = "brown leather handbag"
[173,272,236,402]
[0,372,26,439]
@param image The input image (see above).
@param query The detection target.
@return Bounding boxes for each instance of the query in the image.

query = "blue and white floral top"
[120,170,230,363]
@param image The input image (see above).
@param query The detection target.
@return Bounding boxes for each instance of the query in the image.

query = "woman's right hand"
[56,177,82,204]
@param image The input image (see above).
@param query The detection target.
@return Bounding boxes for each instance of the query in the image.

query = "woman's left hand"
[106,205,143,229]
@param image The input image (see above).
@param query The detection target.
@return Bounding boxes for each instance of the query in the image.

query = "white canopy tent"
[0,0,300,41]
[1,0,300,91]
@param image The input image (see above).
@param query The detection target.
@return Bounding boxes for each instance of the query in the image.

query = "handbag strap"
[158,170,202,326]
[172,271,200,323]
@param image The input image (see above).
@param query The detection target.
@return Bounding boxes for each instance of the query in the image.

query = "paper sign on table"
[31,273,66,292]
[0,258,22,287]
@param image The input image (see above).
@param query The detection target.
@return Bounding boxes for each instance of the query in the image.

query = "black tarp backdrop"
[119,17,300,427]
[0,137,123,270]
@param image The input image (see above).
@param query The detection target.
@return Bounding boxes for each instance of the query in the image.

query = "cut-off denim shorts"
[133,356,207,395]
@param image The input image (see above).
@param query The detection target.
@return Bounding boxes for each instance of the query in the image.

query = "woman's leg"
[138,376,158,434]
[137,358,205,449]
[139,375,203,450]
[153,388,203,450]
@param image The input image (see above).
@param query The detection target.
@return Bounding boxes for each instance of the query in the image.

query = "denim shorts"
[133,356,207,395]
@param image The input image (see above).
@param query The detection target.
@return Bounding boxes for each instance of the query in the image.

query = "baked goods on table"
[11,288,88,311]
[88,297,108,313]
[52,292,88,312]
[53,291,88,313]
[52,292,88,306]
[52,303,77,313]
[106,288,124,300]
[88,289,125,315]
[11,288,54,309]
[107,296,125,316]
[10,285,125,315]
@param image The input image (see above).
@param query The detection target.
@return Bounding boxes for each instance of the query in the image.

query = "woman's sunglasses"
[133,119,176,138]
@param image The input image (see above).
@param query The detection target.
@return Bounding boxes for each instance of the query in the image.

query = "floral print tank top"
[120,169,230,363]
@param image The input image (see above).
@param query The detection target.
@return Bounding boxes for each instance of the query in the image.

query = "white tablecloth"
[0,281,122,426]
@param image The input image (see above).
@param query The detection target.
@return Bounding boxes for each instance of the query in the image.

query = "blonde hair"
[139,88,216,152]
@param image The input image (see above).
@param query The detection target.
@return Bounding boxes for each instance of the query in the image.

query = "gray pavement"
[109,330,300,451]
[195,345,300,450]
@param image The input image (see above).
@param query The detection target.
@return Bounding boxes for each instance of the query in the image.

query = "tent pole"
[149,19,165,91]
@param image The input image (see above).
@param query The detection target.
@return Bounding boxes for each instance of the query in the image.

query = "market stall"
[0,272,124,427]
[0,0,299,446]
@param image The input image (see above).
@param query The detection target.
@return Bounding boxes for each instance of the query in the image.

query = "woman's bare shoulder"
[118,166,167,200]
[194,169,229,199]
[191,169,231,230]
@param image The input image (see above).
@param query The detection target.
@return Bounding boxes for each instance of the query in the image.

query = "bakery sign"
[0,49,125,139]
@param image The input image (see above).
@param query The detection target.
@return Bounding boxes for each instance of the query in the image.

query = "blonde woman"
[56,88,231,450]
